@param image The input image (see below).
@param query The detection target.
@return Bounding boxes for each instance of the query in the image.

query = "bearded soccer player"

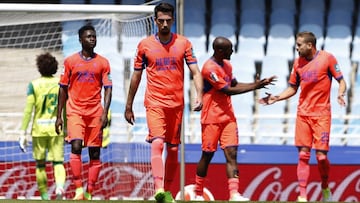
[259,31,347,202]
[193,37,276,202]
[19,52,66,200]
[124,2,203,203]
[55,25,112,200]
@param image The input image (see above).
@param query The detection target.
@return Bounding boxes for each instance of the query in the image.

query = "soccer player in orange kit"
[124,2,203,203]
[55,25,112,200]
[193,36,276,202]
[259,31,347,202]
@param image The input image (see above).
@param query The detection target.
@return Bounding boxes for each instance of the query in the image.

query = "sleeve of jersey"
[102,59,113,88]
[20,83,35,131]
[288,60,299,86]
[134,41,146,71]
[59,59,71,87]
[203,66,228,90]
[184,39,197,65]
[329,54,344,80]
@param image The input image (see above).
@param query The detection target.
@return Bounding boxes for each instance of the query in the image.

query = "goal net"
[0,3,156,200]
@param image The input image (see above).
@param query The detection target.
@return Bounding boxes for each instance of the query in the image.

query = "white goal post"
[0,3,160,200]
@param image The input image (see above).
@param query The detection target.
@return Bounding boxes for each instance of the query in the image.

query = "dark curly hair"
[36,52,58,77]
[78,24,96,38]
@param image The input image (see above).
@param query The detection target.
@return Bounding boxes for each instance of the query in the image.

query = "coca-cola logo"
[242,167,360,202]
[0,163,359,201]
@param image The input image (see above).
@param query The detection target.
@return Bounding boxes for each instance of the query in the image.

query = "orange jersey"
[134,33,197,108]
[60,52,112,117]
[201,58,236,124]
[289,50,343,116]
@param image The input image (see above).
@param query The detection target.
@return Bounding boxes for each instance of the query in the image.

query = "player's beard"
[159,27,170,36]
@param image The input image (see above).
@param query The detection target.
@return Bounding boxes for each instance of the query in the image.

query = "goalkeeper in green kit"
[19,52,66,200]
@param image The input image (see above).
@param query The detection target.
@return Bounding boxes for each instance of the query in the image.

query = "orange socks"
[297,151,310,198]
[151,139,165,190]
[70,153,83,189]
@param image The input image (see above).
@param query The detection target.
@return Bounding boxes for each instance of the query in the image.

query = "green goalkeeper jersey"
[21,76,60,137]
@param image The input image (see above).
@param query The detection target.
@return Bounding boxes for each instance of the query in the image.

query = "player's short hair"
[297,31,317,47]
[36,52,58,77]
[154,2,174,18]
[78,24,96,38]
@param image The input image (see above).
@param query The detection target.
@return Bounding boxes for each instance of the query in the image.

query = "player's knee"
[167,145,178,153]
[299,151,310,161]
[89,147,101,160]
[71,140,82,154]
[316,154,327,162]
[152,138,164,150]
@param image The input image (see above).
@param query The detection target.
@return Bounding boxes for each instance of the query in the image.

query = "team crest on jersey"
[210,72,219,82]
[335,64,340,72]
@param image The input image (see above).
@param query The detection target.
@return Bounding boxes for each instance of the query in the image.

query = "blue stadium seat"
[300,0,325,13]
[184,22,207,53]
[90,0,115,4]
[231,54,257,76]
[61,0,85,3]
[237,39,265,61]
[323,39,351,58]
[268,9,296,55]
[324,10,352,58]
[271,0,297,13]
[239,9,266,46]
[120,0,144,4]
[261,56,289,88]
[298,10,325,49]
[241,0,266,12]
[209,8,237,51]
[269,9,295,28]
[212,0,236,11]
[329,0,355,13]
[266,39,294,61]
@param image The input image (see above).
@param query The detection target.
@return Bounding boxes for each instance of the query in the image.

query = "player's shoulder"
[64,52,80,63]
[139,35,155,43]
[318,50,335,59]
[173,33,191,43]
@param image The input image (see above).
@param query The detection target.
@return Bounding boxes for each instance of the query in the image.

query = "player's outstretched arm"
[258,86,297,105]
[223,74,277,95]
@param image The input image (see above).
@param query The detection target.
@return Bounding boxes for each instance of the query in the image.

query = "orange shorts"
[146,106,183,145]
[66,115,103,147]
[295,115,331,151]
[201,122,239,152]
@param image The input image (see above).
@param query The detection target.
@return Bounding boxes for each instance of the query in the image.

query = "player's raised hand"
[255,74,277,89]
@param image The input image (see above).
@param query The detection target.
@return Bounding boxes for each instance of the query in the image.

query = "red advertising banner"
[0,162,359,201]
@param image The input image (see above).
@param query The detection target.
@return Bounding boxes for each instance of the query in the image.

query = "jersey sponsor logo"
[77,71,95,83]
[302,70,318,82]
[155,57,177,71]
